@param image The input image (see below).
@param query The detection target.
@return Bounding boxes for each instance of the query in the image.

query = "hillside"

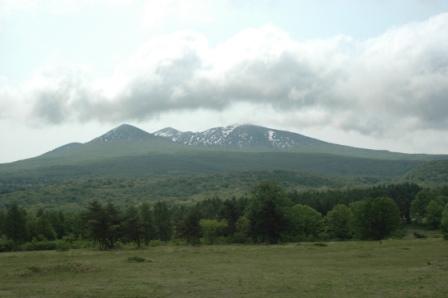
[0,123,447,208]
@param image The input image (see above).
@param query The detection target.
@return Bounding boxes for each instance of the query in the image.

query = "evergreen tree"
[4,204,28,243]
[441,204,448,240]
[179,208,202,245]
[104,202,122,249]
[248,182,289,244]
[123,205,144,247]
[219,198,241,236]
[153,201,172,241]
[0,209,6,236]
[140,203,155,245]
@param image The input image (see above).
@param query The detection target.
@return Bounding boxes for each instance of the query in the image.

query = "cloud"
[4,12,448,136]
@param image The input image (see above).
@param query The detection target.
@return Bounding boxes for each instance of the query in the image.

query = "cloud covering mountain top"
[2,12,443,138]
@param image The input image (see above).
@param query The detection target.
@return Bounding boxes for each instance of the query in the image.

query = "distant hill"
[0,123,446,182]
[1,123,447,208]
[404,160,448,184]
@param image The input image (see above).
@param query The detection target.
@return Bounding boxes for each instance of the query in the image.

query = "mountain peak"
[90,123,152,143]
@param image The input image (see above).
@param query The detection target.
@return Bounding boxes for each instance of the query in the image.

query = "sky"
[1,0,448,163]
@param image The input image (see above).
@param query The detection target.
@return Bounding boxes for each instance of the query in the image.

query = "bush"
[0,237,15,252]
[127,256,147,263]
[21,240,57,251]
[149,240,162,247]
[55,241,71,252]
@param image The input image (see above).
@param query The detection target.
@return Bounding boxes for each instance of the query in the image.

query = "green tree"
[326,204,353,240]
[441,204,448,240]
[219,198,241,236]
[140,203,155,245]
[425,199,444,229]
[153,202,172,241]
[234,216,251,243]
[179,208,201,245]
[410,190,433,224]
[85,201,121,250]
[248,182,289,244]
[34,211,56,240]
[285,204,323,241]
[0,209,6,236]
[4,204,28,243]
[104,202,122,249]
[200,219,228,244]
[123,205,144,247]
[352,197,401,240]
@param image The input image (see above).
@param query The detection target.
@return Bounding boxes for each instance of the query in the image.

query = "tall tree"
[285,204,323,241]
[248,182,289,244]
[352,197,401,240]
[153,202,172,241]
[219,198,241,236]
[4,204,28,243]
[441,204,448,240]
[179,208,202,245]
[123,205,144,247]
[426,199,444,229]
[140,203,155,245]
[326,204,353,240]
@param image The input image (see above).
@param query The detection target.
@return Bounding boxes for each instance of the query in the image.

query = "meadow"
[1,238,447,298]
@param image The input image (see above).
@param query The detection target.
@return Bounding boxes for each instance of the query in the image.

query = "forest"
[1,182,448,252]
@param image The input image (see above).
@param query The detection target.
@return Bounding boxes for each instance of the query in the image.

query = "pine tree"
[153,202,172,241]
[123,205,144,247]
[4,204,28,243]
[140,203,155,245]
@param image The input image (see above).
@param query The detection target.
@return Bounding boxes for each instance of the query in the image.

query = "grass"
[0,239,447,297]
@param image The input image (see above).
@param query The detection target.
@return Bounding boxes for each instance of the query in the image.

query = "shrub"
[127,256,147,263]
[149,240,162,247]
[21,240,57,251]
[0,237,15,252]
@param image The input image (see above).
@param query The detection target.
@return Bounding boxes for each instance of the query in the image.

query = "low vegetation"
[0,239,447,297]
[1,182,448,251]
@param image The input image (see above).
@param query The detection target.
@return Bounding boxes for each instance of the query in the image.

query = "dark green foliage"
[178,208,202,245]
[123,205,144,247]
[200,219,228,244]
[441,204,448,240]
[219,198,241,236]
[4,204,28,243]
[127,256,147,263]
[352,197,401,240]
[233,216,251,243]
[153,202,172,241]
[248,183,290,244]
[284,204,323,241]
[84,201,122,249]
[326,204,354,240]
[425,199,444,229]
[0,209,5,236]
[410,190,434,224]
[140,203,155,245]
[0,237,15,252]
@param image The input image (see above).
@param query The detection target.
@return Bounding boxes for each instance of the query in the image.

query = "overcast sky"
[1,0,448,163]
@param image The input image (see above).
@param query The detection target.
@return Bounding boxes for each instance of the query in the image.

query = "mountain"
[154,124,441,160]
[0,123,446,181]
[1,123,447,208]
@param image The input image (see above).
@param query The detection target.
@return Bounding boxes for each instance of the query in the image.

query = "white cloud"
[2,12,448,140]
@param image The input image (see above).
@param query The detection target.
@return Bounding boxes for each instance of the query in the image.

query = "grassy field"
[0,239,447,298]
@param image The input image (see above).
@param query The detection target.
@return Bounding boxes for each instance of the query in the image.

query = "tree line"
[1,182,448,251]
